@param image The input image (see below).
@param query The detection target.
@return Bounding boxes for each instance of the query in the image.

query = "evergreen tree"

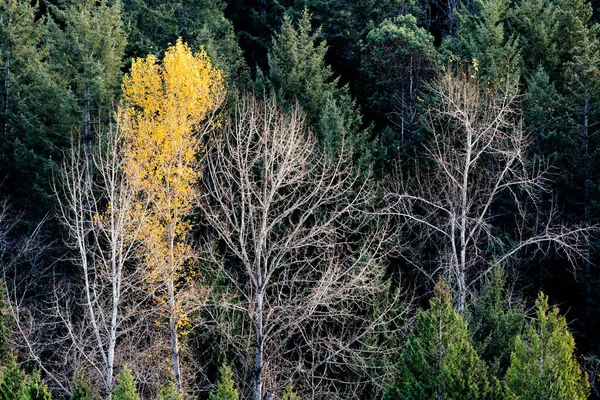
[122,0,246,82]
[209,364,238,400]
[158,383,181,400]
[384,282,489,399]
[0,355,51,400]
[70,370,94,400]
[111,367,140,400]
[505,292,590,399]
[0,0,72,221]
[467,266,525,397]
[46,0,126,148]
[453,0,520,84]
[268,9,369,161]
[282,382,300,400]
[361,14,437,161]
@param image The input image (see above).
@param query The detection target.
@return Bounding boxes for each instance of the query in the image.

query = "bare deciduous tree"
[198,95,398,400]
[386,69,591,310]
[26,122,156,394]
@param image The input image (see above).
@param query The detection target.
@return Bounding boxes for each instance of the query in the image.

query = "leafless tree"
[197,95,400,400]
[386,69,592,311]
[10,120,159,395]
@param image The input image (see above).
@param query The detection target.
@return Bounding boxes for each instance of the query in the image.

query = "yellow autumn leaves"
[118,38,225,385]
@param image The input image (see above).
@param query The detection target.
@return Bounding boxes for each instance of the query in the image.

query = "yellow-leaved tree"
[120,38,225,390]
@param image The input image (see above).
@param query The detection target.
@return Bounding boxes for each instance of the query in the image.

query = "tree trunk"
[253,289,264,400]
[2,20,10,136]
[583,86,591,306]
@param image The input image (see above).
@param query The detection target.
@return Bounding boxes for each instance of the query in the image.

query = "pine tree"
[467,265,525,397]
[111,367,140,400]
[361,14,437,160]
[268,9,369,162]
[158,383,181,400]
[453,0,520,84]
[0,355,51,400]
[384,282,489,400]
[209,364,238,400]
[46,0,126,150]
[0,0,71,221]
[504,292,590,399]
[122,0,246,83]
[70,370,94,400]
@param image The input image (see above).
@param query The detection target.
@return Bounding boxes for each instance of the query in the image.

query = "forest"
[1,0,600,398]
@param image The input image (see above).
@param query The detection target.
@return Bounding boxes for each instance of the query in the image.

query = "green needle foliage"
[0,355,51,400]
[209,364,238,400]
[385,282,489,400]
[267,9,370,163]
[111,367,140,400]
[158,383,181,400]
[282,382,300,400]
[504,292,590,399]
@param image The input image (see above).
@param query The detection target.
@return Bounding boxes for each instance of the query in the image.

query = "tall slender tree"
[384,282,489,399]
[120,39,225,390]
[505,292,590,399]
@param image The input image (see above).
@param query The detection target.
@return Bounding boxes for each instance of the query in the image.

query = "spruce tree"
[111,367,140,400]
[268,9,369,162]
[122,0,246,82]
[453,0,520,84]
[0,355,51,400]
[467,266,525,397]
[361,14,437,161]
[209,364,238,400]
[384,282,489,399]
[158,383,181,400]
[504,292,590,399]
[70,370,94,400]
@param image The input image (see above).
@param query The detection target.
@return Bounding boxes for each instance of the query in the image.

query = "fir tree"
[122,0,246,83]
[268,9,369,162]
[111,367,140,400]
[158,383,181,400]
[504,292,590,399]
[0,355,51,400]
[384,282,489,400]
[70,370,94,400]
[453,0,520,84]
[467,266,525,397]
[209,364,238,400]
[361,14,437,160]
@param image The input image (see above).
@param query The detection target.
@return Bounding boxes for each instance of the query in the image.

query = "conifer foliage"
[385,282,489,399]
[504,292,590,399]
[209,364,238,400]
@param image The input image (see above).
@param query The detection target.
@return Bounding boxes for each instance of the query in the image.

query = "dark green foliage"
[361,14,437,160]
[111,367,139,400]
[467,266,525,396]
[209,364,238,400]
[70,370,94,400]
[504,292,590,399]
[453,0,520,84]
[0,284,12,363]
[122,0,246,82]
[268,9,370,162]
[384,282,489,400]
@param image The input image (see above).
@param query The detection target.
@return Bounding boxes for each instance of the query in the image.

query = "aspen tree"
[120,38,225,390]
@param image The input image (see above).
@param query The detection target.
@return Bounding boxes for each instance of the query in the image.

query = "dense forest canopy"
[1,0,600,398]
